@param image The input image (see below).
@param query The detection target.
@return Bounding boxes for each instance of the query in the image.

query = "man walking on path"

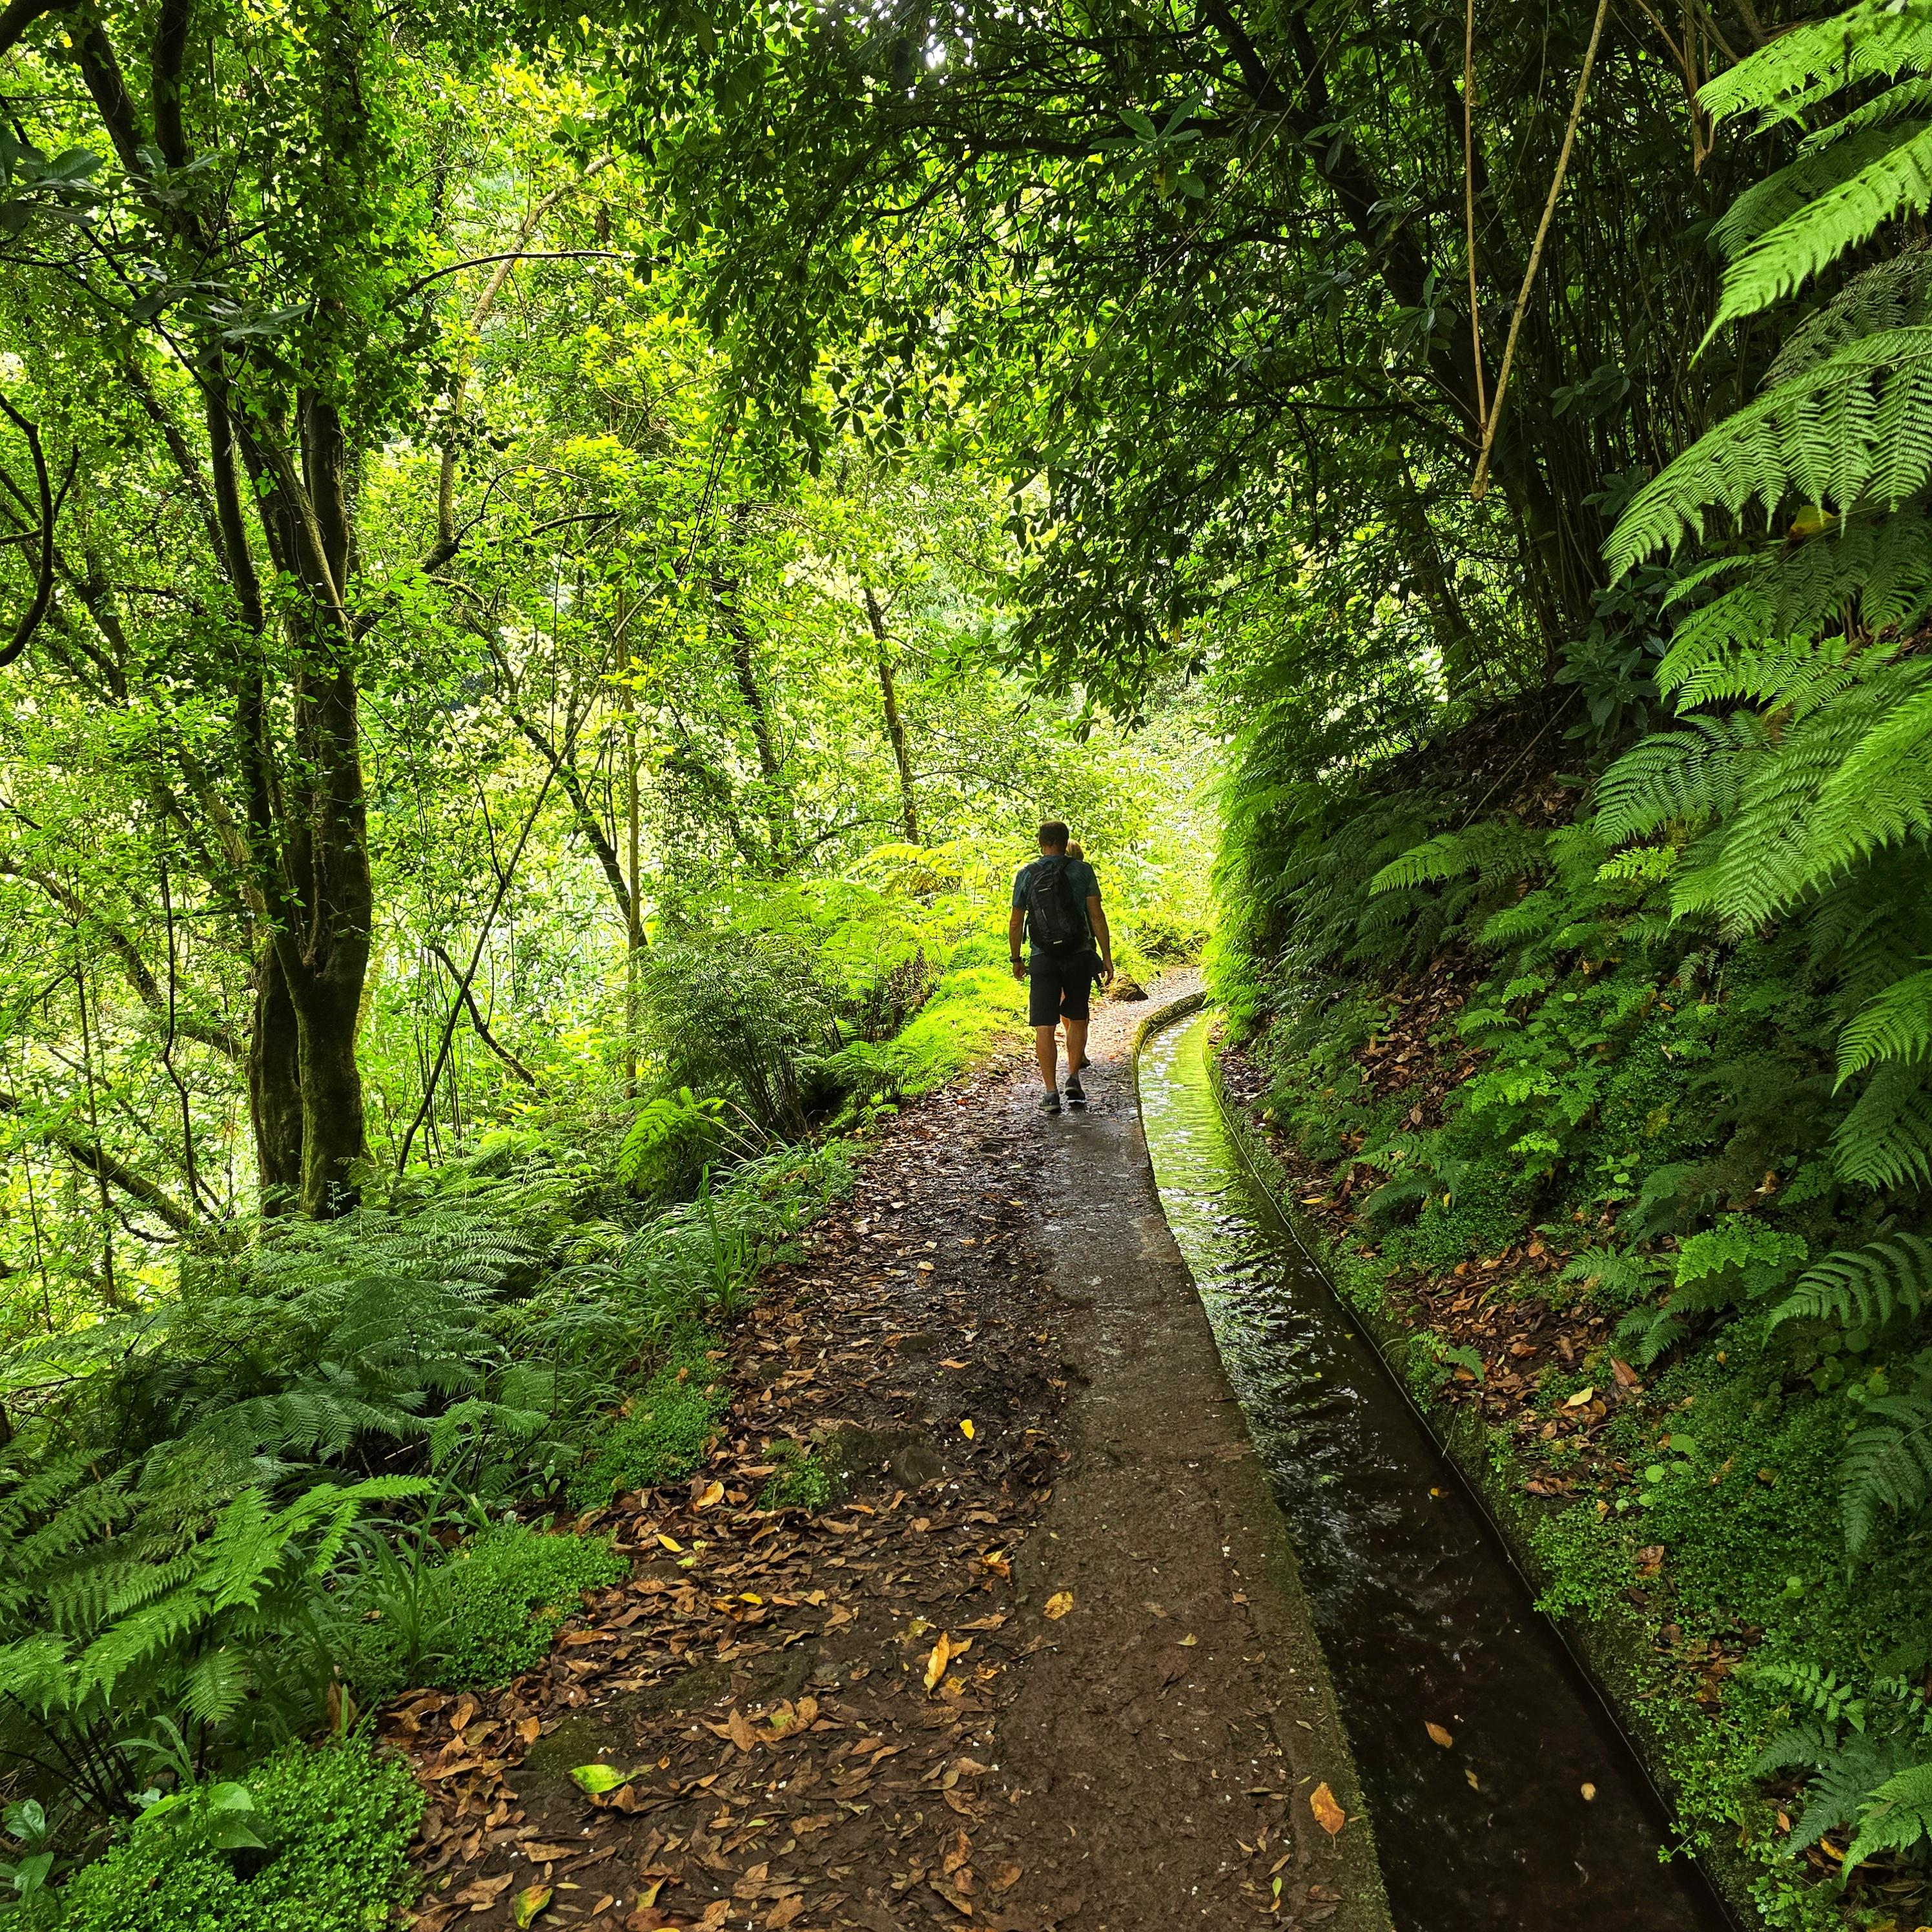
[1010,821,1114,1113]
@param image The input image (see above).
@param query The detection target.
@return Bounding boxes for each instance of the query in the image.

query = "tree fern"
[1705,127,1932,341]
[1771,243,1932,380]
[1698,0,1932,130]
[1709,119,1932,263]
[1835,966,1932,1083]
[1770,1232,1932,1330]
[1607,327,1932,570]
[1592,713,1765,843]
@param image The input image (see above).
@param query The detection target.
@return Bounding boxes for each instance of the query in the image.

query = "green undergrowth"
[1216,732,1932,1926]
[570,1327,730,1508]
[342,1523,628,1702]
[17,1736,422,1932]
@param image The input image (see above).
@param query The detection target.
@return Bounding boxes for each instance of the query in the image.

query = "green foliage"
[424,1525,624,1692]
[1771,1234,1932,1333]
[1840,1353,1932,1556]
[568,1335,726,1509]
[757,1440,832,1512]
[17,1736,422,1932]
[1753,1663,1932,1876]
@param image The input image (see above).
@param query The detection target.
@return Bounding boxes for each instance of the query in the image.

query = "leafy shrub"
[640,938,839,1138]
[19,1736,422,1932]
[430,1525,624,1688]
[339,1520,624,1698]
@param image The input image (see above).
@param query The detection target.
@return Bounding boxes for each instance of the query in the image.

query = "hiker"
[1009,821,1114,1113]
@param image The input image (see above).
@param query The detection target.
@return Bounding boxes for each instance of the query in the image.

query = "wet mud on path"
[395,976,1389,1932]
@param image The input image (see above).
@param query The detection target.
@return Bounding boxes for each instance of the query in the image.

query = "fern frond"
[1699,0,1932,128]
[1593,714,1765,843]
[1833,1059,1932,1187]
[1836,966,1932,1083]
[1842,1390,1932,1552]
[1366,823,1545,896]
[1772,245,1932,380]
[1607,329,1932,571]
[1711,121,1932,262]
[1845,1754,1932,1872]
[1706,125,1932,339]
[1771,1233,1932,1330]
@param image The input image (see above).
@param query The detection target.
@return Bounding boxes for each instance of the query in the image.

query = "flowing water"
[1138,1009,1734,1932]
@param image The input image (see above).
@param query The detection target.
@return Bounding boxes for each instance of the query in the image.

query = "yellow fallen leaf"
[656,1532,684,1552]
[1564,1386,1596,1409]
[960,1418,975,1438]
[1464,1767,1481,1789]
[1581,1782,1598,1801]
[694,1480,725,1509]
[1178,1634,1198,1647]
[1310,1782,1346,1836]
[511,1885,553,1928]
[1426,1722,1454,1749]
[924,1633,953,1690]
[1043,1590,1074,1620]
[636,1878,668,1909]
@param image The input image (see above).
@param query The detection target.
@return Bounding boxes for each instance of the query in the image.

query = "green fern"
[1842,1386,1932,1554]
[1367,823,1545,896]
[1705,127,1932,342]
[1771,243,1932,380]
[1835,966,1932,1084]
[1832,1059,1932,1189]
[1698,0,1932,131]
[1847,1756,1932,1871]
[1770,1232,1932,1330]
[1593,714,1766,843]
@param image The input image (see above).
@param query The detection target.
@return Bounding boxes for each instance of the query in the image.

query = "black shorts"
[1028,947,1095,1027]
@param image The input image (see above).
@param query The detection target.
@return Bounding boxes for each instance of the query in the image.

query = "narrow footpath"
[395,981,1388,1932]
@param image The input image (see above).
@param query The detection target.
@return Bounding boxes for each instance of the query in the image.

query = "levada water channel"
[1136,1005,1736,1932]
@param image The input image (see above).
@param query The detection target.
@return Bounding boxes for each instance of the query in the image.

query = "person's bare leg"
[1064,1016,1089,1078]
[1034,1024,1060,1092]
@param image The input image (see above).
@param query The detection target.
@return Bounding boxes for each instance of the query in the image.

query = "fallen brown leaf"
[1310,1783,1346,1836]
[1425,1722,1454,1749]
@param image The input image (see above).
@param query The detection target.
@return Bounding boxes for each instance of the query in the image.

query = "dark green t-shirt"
[1012,854,1100,949]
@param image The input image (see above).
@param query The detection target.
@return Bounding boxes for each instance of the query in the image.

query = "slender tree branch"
[427,943,538,1086]
[0,1091,198,1235]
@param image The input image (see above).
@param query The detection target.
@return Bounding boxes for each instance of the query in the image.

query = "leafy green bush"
[343,1521,624,1698]
[21,1736,422,1932]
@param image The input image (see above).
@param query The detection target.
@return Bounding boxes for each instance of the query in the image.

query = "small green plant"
[758,1440,832,1511]
[568,1350,726,1509]
[1752,1661,1932,1880]
[343,1523,624,1698]
[16,1736,423,1932]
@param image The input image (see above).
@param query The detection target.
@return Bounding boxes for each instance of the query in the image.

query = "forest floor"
[390,975,1388,1932]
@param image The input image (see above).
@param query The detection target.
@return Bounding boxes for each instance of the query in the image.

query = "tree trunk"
[863,588,920,843]
[295,979,367,1215]
[250,944,305,1212]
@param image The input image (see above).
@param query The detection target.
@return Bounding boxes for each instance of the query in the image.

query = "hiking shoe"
[1040,1089,1063,1116]
[1064,1074,1087,1108]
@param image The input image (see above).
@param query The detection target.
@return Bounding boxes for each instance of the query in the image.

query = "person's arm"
[1009,905,1027,980]
[1087,896,1114,983]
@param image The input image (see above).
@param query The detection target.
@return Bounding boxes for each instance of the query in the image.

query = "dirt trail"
[395,978,1388,1932]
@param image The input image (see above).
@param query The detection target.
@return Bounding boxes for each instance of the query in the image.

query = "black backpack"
[1025,856,1085,952]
